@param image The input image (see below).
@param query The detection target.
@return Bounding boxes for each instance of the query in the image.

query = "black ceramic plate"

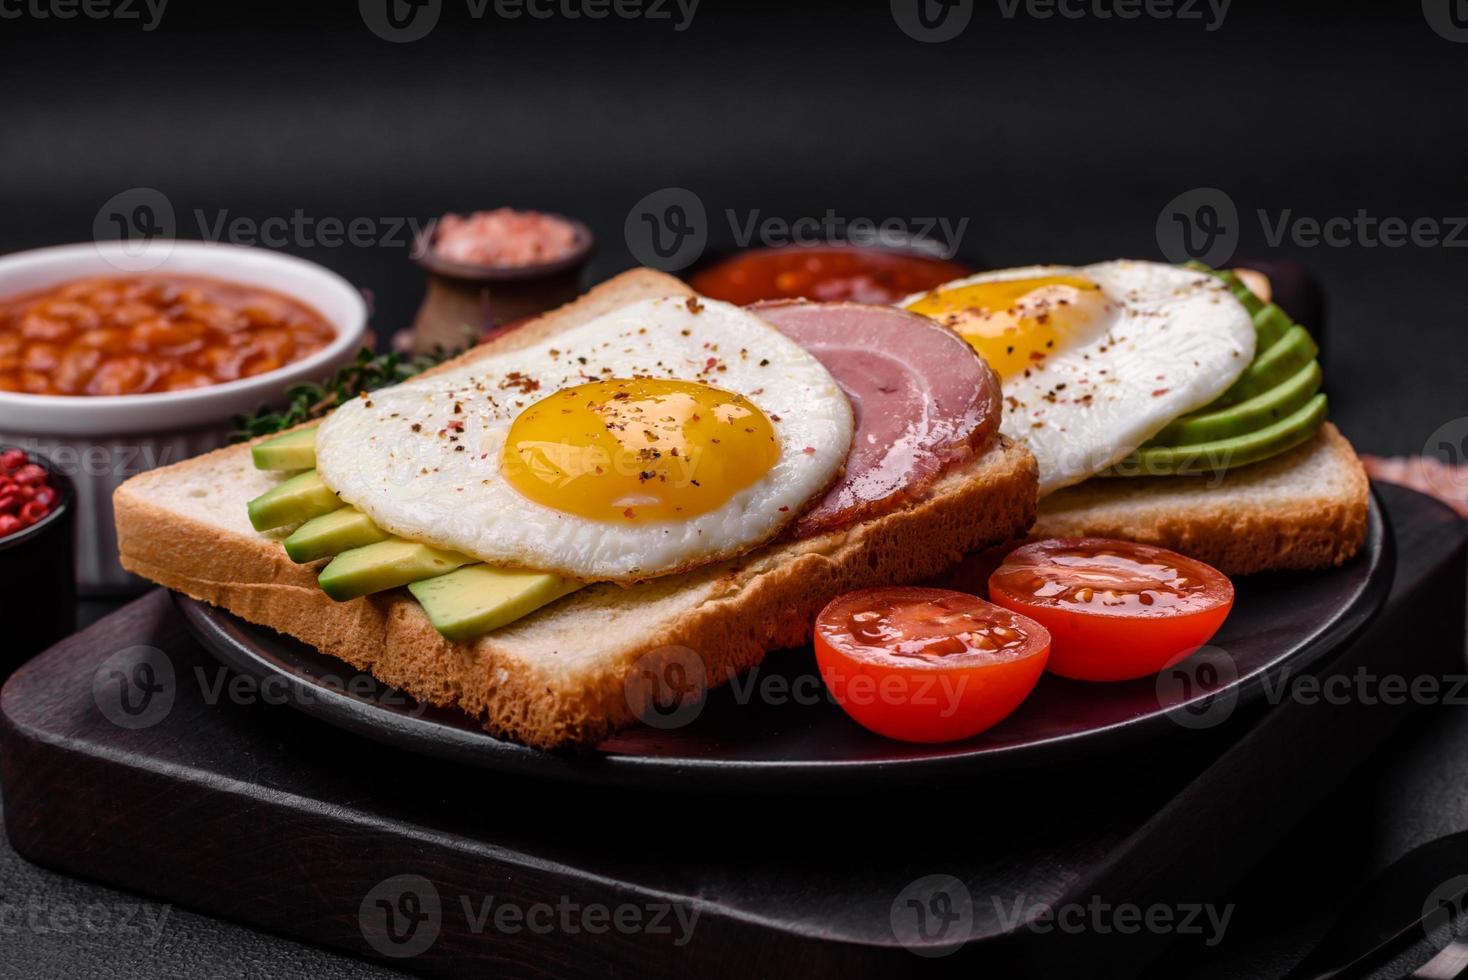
[178,494,1391,789]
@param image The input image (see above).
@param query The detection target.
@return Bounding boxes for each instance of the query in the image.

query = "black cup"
[0,449,76,677]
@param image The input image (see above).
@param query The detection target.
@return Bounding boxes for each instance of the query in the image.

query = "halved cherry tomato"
[812,587,1050,743]
[987,538,1234,682]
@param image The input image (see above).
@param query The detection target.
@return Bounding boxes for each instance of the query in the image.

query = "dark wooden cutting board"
[0,483,1462,978]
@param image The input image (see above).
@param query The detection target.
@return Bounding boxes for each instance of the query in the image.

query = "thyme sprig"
[230,345,458,442]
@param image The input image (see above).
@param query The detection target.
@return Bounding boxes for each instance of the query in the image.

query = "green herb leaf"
[229,345,459,442]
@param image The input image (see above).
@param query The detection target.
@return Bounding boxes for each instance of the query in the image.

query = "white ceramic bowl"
[0,241,368,593]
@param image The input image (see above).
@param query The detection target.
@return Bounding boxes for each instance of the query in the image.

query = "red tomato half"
[988,538,1234,682]
[813,587,1050,743]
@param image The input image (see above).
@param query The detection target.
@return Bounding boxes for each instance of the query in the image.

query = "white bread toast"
[115,270,1039,749]
[1032,422,1369,575]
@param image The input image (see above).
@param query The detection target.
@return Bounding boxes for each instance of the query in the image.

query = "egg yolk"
[906,275,1110,380]
[503,377,780,522]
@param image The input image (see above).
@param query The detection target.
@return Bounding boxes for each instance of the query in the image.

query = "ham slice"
[753,301,1001,537]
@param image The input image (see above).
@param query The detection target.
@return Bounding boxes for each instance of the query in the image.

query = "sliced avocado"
[247,470,340,532]
[1230,279,1266,316]
[1217,325,1319,406]
[1251,303,1293,350]
[318,538,474,602]
[1149,361,1323,447]
[251,427,319,471]
[409,565,583,642]
[283,506,390,563]
[1113,393,1327,477]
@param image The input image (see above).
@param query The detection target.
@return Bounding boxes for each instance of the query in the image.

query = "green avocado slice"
[251,427,319,471]
[409,565,583,642]
[1148,360,1323,447]
[1251,303,1293,350]
[283,506,391,564]
[1217,325,1319,406]
[318,538,474,602]
[1111,393,1328,478]
[247,470,340,532]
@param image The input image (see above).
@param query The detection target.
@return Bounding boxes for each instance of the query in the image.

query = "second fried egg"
[905,260,1256,494]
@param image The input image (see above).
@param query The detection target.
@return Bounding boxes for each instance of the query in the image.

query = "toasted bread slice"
[115,270,1038,749]
[1031,422,1369,575]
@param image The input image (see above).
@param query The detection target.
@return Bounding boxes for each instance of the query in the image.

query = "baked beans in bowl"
[0,274,338,397]
[0,241,367,592]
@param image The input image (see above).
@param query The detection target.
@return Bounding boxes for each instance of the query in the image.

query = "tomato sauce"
[0,275,336,396]
[688,246,970,306]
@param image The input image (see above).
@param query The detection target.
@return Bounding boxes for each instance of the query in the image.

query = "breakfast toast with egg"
[115,269,1039,749]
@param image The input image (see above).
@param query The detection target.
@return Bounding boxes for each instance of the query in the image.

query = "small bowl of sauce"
[688,242,973,307]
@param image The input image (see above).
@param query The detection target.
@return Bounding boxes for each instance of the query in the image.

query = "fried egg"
[904,260,1255,494]
[314,296,854,582]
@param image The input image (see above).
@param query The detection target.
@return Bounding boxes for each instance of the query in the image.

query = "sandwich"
[901,260,1369,575]
[115,269,1038,748]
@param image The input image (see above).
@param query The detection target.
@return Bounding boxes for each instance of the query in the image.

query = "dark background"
[2,0,1465,456]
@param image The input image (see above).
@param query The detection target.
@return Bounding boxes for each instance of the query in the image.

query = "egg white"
[907,261,1256,495]
[314,296,854,582]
